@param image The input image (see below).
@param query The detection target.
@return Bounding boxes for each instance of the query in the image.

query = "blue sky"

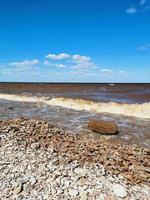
[0,0,150,82]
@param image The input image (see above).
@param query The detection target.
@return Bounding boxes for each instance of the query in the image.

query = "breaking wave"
[0,93,150,119]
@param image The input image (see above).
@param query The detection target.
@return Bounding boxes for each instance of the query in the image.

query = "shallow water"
[0,83,150,148]
[0,99,150,148]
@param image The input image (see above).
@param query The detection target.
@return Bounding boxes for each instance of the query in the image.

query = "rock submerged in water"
[88,119,118,135]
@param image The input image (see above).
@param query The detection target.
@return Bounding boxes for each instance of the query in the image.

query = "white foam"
[0,93,150,119]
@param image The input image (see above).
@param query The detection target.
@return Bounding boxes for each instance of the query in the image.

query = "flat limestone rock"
[88,119,118,135]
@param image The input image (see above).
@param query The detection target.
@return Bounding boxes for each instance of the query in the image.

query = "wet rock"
[88,119,118,134]
[112,184,127,198]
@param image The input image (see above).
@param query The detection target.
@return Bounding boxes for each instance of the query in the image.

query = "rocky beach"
[0,118,150,200]
[1,0,150,197]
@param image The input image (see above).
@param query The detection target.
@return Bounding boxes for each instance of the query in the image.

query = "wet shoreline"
[0,98,150,148]
[0,83,150,148]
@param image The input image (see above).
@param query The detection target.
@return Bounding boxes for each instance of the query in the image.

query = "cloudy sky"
[0,0,150,82]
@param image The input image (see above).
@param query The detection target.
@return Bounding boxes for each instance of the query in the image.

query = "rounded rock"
[68,188,79,197]
[112,184,127,198]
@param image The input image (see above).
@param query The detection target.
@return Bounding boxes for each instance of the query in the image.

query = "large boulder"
[88,119,118,135]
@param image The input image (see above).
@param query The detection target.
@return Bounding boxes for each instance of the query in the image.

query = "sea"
[0,83,150,148]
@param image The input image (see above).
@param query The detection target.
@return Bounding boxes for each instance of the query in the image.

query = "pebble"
[64,180,70,187]
[68,188,79,197]
[30,176,37,185]
[98,193,106,200]
[74,167,88,177]
[13,183,23,195]
[20,176,29,184]
[112,184,127,198]
[95,183,103,189]
[80,191,87,200]
[0,118,149,200]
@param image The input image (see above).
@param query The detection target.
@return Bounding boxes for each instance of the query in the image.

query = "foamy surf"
[0,93,150,119]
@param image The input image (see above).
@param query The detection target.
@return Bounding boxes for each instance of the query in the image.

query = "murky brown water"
[0,83,150,148]
[0,82,150,103]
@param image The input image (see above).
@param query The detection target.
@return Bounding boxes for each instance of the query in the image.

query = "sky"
[0,0,150,82]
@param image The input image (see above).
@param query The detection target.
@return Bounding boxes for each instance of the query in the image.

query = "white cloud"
[126,7,137,14]
[45,53,91,62]
[43,61,52,66]
[43,61,67,68]
[0,66,12,75]
[44,53,97,70]
[71,54,97,69]
[138,44,150,51]
[71,62,96,69]
[55,64,67,68]
[45,53,71,60]
[4,59,40,78]
[140,0,146,5]
[1,53,133,82]
[72,54,91,63]
[9,59,39,66]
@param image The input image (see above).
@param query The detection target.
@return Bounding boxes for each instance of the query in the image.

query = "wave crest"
[0,94,150,119]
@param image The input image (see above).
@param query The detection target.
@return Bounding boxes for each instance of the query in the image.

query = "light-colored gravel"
[0,118,149,200]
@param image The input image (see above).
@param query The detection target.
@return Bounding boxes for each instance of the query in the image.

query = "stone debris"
[112,184,127,198]
[88,119,118,134]
[0,118,150,200]
[79,191,87,200]
[30,176,37,185]
[74,168,88,177]
[13,183,23,195]
[68,188,79,197]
